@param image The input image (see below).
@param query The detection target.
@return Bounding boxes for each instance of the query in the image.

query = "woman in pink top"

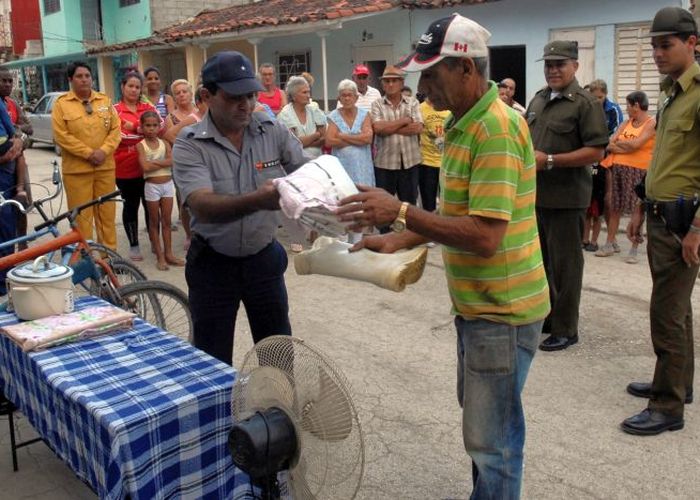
[257,63,287,115]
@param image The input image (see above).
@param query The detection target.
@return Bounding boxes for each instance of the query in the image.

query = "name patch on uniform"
[255,158,281,171]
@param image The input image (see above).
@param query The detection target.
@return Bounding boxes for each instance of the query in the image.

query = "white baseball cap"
[397,14,491,72]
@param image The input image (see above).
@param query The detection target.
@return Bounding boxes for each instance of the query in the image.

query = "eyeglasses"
[355,75,369,80]
[83,100,93,115]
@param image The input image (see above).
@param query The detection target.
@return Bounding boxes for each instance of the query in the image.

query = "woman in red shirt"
[114,71,159,261]
[257,63,287,115]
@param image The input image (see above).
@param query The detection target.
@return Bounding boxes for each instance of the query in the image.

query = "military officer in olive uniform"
[623,7,700,436]
[526,41,609,352]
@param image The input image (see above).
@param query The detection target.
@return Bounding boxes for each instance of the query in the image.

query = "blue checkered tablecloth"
[0,296,255,499]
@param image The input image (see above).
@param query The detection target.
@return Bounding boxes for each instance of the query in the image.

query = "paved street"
[1,147,699,499]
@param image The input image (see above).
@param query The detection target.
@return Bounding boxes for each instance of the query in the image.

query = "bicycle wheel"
[115,281,192,343]
[87,242,124,262]
[75,258,147,297]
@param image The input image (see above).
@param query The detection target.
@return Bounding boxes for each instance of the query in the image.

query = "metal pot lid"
[10,259,72,280]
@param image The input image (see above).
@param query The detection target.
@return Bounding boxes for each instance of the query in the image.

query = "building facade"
[88,0,679,113]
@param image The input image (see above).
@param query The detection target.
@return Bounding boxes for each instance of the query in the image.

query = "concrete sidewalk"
[1,147,698,499]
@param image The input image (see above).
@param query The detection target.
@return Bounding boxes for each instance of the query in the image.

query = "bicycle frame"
[0,179,123,294]
[0,225,121,291]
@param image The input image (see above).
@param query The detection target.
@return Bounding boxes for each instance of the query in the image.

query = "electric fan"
[229,336,365,500]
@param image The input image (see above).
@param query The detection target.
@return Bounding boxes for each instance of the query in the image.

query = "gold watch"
[390,202,409,233]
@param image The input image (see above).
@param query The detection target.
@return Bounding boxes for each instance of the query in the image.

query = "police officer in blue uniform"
[173,51,307,364]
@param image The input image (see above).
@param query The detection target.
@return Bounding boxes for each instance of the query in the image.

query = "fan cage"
[232,336,365,500]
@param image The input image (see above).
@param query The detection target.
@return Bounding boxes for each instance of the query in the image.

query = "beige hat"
[380,65,406,80]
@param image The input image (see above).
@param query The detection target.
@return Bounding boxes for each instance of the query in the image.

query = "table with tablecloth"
[0,296,254,499]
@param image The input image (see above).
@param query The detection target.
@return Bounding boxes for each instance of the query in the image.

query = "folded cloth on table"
[273,155,360,237]
[1,305,136,352]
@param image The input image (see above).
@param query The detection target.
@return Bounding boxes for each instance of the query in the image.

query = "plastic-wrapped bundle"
[273,155,359,237]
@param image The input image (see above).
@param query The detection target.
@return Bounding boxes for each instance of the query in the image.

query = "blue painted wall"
[40,0,153,57]
[40,0,84,57]
[257,0,678,106]
[101,0,152,45]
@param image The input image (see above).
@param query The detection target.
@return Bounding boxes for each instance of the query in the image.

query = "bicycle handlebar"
[0,160,62,215]
[34,189,122,232]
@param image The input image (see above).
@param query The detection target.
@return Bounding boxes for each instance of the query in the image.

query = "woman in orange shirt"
[598,91,656,263]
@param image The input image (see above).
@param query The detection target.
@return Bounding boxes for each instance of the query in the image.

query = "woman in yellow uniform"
[51,62,121,249]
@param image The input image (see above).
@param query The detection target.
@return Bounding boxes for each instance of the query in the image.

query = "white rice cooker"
[6,255,75,321]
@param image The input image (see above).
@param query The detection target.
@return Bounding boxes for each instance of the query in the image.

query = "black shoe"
[626,382,693,404]
[621,409,684,436]
[539,334,578,352]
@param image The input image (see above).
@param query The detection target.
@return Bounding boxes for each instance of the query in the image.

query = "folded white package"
[273,155,359,237]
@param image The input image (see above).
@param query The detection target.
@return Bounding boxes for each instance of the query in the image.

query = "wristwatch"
[546,154,555,170]
[390,202,409,233]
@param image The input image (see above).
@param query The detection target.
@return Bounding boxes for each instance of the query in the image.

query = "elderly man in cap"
[526,40,608,352]
[371,65,423,214]
[172,51,307,365]
[348,64,382,111]
[622,6,700,436]
[337,14,549,499]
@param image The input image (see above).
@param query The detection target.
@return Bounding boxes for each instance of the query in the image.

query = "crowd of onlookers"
[0,54,655,275]
[496,75,656,265]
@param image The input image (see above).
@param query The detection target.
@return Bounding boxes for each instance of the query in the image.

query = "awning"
[1,51,91,69]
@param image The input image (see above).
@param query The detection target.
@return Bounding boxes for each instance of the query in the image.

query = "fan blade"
[299,367,353,442]
[234,366,295,419]
[290,458,317,500]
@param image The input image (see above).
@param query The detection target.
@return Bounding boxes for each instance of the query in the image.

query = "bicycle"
[0,162,193,343]
[1,161,145,296]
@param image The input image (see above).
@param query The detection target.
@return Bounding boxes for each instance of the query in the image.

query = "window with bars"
[120,0,140,6]
[44,0,60,14]
[277,51,311,88]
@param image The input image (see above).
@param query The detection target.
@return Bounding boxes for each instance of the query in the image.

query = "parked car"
[27,92,63,154]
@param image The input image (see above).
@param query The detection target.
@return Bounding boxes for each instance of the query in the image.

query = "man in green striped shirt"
[337,14,549,500]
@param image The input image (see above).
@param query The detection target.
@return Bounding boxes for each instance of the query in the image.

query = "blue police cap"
[201,51,264,96]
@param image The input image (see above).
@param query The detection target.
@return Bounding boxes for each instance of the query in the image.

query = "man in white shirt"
[340,64,381,111]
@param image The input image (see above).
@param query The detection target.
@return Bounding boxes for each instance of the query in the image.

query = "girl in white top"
[136,111,184,271]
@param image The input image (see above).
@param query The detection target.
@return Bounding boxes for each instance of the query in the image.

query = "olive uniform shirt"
[646,62,700,219]
[526,78,609,209]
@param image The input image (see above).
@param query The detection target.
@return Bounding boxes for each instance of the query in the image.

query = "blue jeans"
[185,236,291,365]
[455,316,542,500]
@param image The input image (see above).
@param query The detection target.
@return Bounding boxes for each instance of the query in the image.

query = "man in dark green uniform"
[623,6,700,436]
[526,41,609,351]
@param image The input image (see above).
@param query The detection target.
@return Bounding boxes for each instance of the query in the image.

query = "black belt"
[643,200,670,217]
[192,233,275,260]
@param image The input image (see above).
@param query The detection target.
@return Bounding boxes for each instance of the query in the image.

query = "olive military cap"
[537,40,578,61]
[649,6,698,37]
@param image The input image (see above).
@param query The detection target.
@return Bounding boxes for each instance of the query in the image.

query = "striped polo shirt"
[440,83,550,326]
